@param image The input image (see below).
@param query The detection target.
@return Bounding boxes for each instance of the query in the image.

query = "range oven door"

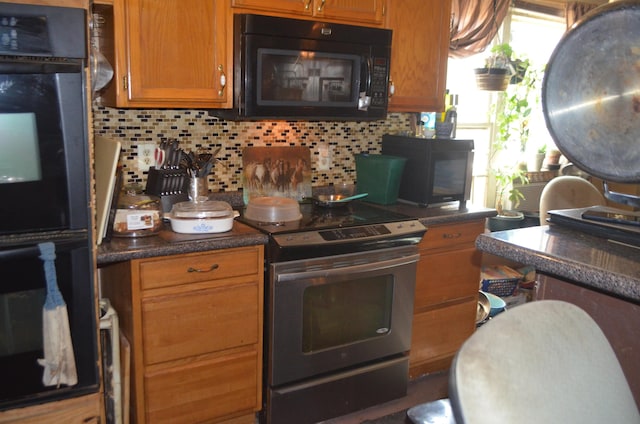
[268,245,419,387]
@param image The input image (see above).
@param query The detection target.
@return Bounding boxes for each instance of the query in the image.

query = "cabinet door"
[122,0,230,108]
[144,350,259,424]
[415,246,482,310]
[386,0,451,112]
[142,282,260,365]
[232,0,385,25]
[231,0,313,16]
[410,298,476,378]
[318,0,385,25]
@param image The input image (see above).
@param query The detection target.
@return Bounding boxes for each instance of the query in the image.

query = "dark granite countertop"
[97,190,496,266]
[476,224,640,303]
[97,221,268,266]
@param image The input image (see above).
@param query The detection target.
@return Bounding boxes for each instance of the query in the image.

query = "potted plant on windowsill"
[488,167,529,231]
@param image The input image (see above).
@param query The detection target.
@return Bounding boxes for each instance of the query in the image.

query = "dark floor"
[321,370,449,424]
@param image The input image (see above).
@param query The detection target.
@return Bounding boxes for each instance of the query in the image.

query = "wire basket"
[481,278,520,297]
[480,265,523,297]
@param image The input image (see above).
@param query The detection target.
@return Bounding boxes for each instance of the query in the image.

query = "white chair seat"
[449,300,640,424]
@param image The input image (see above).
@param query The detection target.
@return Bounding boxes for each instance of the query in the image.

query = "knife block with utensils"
[145,167,189,212]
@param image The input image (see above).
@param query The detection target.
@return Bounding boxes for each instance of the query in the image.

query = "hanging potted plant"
[474,43,514,91]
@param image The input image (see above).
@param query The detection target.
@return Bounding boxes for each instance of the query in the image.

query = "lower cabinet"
[100,245,264,424]
[0,393,101,424]
[409,220,484,378]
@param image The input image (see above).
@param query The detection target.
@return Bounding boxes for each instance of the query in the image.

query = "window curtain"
[449,0,511,59]
[565,2,600,29]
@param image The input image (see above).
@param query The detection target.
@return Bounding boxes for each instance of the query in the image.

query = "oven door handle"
[275,253,420,283]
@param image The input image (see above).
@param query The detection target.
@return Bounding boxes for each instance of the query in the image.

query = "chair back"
[539,176,606,225]
[449,300,640,424]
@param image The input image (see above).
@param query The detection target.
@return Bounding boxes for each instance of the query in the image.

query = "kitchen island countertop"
[97,193,496,265]
[476,224,640,303]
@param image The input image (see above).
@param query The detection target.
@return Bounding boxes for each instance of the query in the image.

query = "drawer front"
[142,283,259,364]
[139,247,261,290]
[409,298,477,369]
[420,220,485,251]
[145,350,259,424]
[415,246,481,309]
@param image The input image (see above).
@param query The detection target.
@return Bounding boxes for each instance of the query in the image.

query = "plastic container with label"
[112,185,163,237]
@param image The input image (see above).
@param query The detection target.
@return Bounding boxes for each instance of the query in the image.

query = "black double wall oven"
[0,2,99,411]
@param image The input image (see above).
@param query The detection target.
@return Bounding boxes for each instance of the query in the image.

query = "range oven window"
[302,275,393,353]
[257,48,359,107]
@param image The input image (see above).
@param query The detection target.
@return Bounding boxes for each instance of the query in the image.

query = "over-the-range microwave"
[381,134,475,209]
[210,14,392,121]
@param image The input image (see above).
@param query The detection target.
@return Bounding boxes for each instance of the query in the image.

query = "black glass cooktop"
[237,201,413,235]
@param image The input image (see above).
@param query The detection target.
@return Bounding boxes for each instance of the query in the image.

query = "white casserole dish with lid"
[166,200,237,233]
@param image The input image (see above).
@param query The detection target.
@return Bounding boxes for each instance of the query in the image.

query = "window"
[446,7,565,208]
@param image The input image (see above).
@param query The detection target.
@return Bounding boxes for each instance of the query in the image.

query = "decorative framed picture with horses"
[242,146,312,203]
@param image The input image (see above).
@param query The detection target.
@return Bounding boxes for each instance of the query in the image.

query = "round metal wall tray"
[542,1,640,183]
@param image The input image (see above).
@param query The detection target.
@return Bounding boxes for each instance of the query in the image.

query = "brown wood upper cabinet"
[231,0,386,26]
[386,0,451,112]
[95,0,231,108]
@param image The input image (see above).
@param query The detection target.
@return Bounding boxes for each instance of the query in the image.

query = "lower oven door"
[0,237,99,410]
[268,245,419,387]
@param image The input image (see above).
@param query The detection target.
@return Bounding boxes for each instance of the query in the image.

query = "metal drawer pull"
[187,264,219,273]
[442,232,462,239]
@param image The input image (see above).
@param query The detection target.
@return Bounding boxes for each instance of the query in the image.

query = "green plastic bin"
[355,154,407,204]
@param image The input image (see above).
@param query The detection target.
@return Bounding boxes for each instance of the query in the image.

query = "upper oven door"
[0,59,89,235]
[233,14,390,120]
[268,246,419,387]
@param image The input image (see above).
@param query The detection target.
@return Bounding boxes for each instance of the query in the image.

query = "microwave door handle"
[358,57,373,111]
[275,253,420,283]
[365,57,372,93]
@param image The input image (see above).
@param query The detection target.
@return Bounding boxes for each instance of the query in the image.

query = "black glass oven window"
[257,48,358,107]
[433,157,467,196]
[0,242,97,406]
[302,275,393,353]
[0,72,72,233]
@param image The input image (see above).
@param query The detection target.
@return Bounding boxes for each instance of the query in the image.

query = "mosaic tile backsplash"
[92,106,415,193]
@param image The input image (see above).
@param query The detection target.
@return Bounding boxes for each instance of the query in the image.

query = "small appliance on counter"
[381,134,474,209]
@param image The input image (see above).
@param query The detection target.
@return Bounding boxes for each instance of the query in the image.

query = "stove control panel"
[272,220,426,248]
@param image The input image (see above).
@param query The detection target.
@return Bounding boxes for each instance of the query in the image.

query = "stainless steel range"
[237,200,426,424]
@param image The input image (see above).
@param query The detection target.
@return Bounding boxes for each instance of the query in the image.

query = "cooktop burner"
[237,201,413,234]
[237,201,426,262]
